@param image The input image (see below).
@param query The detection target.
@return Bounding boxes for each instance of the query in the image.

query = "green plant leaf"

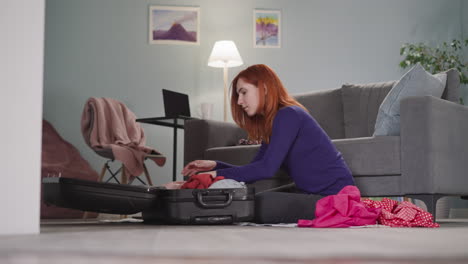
[399,38,467,84]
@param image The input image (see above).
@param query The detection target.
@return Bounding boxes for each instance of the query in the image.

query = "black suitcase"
[42,177,160,215]
[42,177,255,224]
[142,187,255,224]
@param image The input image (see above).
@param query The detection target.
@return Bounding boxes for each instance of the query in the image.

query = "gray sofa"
[184,69,468,218]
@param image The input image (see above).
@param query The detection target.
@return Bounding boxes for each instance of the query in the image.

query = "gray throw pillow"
[373,64,447,136]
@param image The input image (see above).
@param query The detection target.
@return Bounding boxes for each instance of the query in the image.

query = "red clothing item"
[362,198,440,228]
[298,185,381,228]
[180,174,225,189]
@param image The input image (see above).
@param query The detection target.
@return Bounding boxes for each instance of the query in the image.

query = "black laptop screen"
[162,89,191,118]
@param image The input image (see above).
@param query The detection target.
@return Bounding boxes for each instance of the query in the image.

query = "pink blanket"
[298,185,381,228]
[298,185,439,228]
[81,97,166,177]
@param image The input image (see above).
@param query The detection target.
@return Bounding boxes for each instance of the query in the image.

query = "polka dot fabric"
[362,198,440,228]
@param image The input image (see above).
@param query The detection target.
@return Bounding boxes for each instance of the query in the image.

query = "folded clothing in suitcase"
[42,177,159,215]
[142,187,255,224]
[42,177,255,224]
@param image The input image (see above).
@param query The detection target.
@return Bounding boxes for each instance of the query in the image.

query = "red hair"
[230,64,307,144]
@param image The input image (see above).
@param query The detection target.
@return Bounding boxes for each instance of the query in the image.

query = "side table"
[136,116,195,181]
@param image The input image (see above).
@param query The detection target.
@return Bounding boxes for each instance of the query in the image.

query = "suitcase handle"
[193,216,233,224]
[196,191,233,208]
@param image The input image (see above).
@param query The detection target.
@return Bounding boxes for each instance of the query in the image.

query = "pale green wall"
[44,0,463,185]
[464,0,468,42]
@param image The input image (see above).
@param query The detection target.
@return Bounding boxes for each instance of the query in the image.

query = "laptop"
[162,89,191,118]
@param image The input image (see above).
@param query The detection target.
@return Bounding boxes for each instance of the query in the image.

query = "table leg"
[173,119,177,181]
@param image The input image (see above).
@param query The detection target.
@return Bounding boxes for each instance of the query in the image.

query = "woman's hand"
[181,160,216,177]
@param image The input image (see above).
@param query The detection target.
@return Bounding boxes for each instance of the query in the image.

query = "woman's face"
[236,77,260,116]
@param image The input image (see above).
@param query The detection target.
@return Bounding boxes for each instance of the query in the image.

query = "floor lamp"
[207,40,243,121]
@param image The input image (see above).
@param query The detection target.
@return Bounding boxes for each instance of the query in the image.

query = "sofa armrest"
[400,95,468,194]
[184,119,247,165]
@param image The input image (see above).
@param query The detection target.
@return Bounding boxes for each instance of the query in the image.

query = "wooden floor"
[3,255,468,264]
[1,219,468,264]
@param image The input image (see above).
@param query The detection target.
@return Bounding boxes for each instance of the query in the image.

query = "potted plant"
[399,39,468,104]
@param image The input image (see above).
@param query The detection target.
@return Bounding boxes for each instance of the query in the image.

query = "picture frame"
[149,5,200,45]
[253,9,281,48]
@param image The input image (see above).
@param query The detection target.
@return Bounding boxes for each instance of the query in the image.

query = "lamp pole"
[223,65,228,122]
[207,40,243,122]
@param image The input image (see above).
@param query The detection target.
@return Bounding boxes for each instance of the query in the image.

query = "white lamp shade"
[207,40,243,68]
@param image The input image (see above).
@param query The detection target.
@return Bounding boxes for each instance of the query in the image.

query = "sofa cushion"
[341,81,395,138]
[205,145,260,165]
[205,145,292,192]
[294,88,345,139]
[441,68,461,103]
[332,136,401,176]
[206,137,401,177]
[373,64,447,136]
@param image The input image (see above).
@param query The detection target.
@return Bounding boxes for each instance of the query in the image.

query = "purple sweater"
[214,106,354,196]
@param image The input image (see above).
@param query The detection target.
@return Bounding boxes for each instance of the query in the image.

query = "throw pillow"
[373,64,447,136]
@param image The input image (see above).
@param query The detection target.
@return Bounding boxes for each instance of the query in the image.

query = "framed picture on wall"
[149,6,200,45]
[253,9,281,48]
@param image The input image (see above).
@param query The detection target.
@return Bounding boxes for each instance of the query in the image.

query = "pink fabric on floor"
[298,185,381,228]
[81,97,166,177]
[362,198,439,228]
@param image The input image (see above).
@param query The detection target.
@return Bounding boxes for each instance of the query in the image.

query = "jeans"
[254,191,323,224]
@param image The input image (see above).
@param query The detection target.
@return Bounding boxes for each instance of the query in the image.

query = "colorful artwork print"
[149,6,200,45]
[254,10,281,48]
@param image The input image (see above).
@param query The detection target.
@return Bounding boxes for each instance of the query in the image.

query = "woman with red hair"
[182,64,354,223]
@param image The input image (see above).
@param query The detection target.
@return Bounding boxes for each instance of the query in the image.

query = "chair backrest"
[81,100,115,160]
[81,97,144,160]
[82,105,94,148]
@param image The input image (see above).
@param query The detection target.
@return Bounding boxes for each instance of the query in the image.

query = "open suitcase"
[141,187,254,224]
[42,177,255,224]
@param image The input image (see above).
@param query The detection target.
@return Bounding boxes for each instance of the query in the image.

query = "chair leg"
[143,163,153,186]
[121,165,128,184]
[98,163,107,182]
[121,165,128,219]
